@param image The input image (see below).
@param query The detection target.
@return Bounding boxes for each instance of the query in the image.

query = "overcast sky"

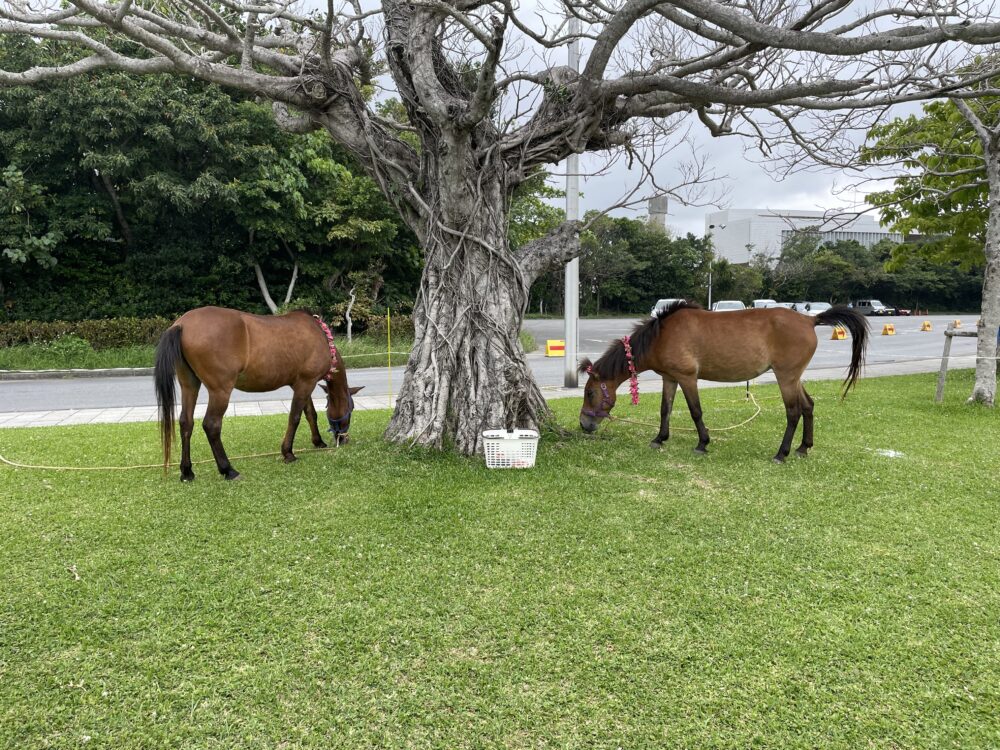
[565,130,874,238]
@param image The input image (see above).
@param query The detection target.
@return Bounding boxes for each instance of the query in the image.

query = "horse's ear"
[349,385,365,395]
[317,381,329,393]
[578,358,593,374]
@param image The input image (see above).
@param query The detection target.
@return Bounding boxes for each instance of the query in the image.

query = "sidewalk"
[0,389,586,429]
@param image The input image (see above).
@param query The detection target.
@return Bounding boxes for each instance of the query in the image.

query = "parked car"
[651,298,683,316]
[752,299,778,309]
[791,301,830,316]
[851,299,892,316]
[711,300,746,312]
[775,302,795,309]
[893,306,912,316]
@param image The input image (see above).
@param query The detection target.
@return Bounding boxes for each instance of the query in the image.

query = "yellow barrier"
[953,319,962,329]
[920,320,932,331]
[545,339,566,357]
[830,326,847,340]
[882,323,896,336]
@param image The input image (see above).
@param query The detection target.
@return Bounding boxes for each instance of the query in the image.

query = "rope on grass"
[608,390,763,433]
[0,446,335,472]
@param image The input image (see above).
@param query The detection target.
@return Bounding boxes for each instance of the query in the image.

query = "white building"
[704,209,903,264]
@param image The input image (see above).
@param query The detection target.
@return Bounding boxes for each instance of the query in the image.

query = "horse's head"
[319,381,364,444]
[578,359,617,433]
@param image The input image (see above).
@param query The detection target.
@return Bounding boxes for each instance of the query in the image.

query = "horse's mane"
[579,299,701,379]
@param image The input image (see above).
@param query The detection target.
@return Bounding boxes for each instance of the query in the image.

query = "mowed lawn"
[1,371,998,749]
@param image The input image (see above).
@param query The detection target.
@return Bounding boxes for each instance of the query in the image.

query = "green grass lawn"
[1,371,998,748]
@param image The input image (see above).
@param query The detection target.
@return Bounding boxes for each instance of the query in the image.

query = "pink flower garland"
[622,334,639,405]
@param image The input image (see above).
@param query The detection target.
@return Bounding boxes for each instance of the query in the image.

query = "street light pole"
[563,16,581,388]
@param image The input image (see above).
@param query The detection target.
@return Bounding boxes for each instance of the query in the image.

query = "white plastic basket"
[482,428,540,469]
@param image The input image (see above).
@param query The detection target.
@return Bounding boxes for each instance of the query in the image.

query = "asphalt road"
[0,313,982,413]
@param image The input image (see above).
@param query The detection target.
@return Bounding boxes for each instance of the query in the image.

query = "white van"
[651,298,683,316]
[711,300,746,312]
[753,299,777,309]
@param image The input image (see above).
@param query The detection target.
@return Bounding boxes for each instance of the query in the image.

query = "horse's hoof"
[772,456,785,464]
[649,440,663,450]
[224,469,241,480]
[283,454,297,464]
[795,449,809,458]
[693,446,708,455]
[180,473,195,483]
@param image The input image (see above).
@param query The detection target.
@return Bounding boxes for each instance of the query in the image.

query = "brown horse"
[154,306,362,481]
[579,301,868,462]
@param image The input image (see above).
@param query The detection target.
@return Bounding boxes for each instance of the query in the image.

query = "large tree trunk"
[385,165,549,455]
[969,153,1000,405]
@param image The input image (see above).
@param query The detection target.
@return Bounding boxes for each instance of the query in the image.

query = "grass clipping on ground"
[1,370,998,749]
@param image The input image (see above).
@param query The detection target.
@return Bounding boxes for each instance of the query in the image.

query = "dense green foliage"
[754,233,982,309]
[530,213,713,314]
[3,371,999,747]
[0,316,170,348]
[0,38,420,322]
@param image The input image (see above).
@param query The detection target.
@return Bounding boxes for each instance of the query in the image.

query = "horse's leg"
[678,377,710,454]
[303,391,327,449]
[795,385,815,457]
[203,388,239,480]
[176,359,201,482]
[773,377,804,464]
[280,383,314,463]
[651,378,678,449]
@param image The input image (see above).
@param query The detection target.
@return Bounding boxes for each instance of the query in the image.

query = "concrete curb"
[0,367,154,381]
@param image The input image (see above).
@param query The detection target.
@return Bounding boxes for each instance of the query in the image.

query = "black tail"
[154,326,183,472]
[814,306,868,396]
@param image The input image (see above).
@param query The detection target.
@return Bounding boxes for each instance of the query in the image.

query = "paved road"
[0,313,981,413]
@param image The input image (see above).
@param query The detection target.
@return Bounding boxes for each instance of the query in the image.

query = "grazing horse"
[579,301,868,462]
[154,306,362,481]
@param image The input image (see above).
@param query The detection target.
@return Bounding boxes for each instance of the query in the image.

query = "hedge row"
[0,317,172,350]
[0,313,416,350]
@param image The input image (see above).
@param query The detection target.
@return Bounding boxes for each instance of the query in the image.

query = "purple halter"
[582,366,614,418]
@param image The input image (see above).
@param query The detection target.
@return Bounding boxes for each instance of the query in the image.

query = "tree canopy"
[0,37,420,321]
[862,99,992,270]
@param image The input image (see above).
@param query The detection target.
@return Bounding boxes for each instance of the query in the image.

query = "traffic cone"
[830,326,847,340]
[920,320,932,331]
[881,323,896,335]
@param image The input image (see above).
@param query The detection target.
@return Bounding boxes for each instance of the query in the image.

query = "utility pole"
[564,15,581,388]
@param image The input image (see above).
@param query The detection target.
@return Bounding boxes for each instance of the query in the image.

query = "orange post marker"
[830,326,847,340]
[920,320,932,331]
[545,339,566,357]
[881,323,896,336]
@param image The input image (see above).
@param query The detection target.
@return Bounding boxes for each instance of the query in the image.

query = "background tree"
[0,36,420,321]
[863,77,1000,405]
[4,1,1000,452]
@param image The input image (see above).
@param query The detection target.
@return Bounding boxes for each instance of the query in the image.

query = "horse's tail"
[154,325,183,472]
[814,306,869,397]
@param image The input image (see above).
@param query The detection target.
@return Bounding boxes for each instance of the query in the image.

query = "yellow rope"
[0,446,335,472]
[609,390,763,433]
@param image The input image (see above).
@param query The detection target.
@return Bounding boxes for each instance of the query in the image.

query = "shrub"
[0,317,171,350]
[47,333,94,358]
[365,313,414,340]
